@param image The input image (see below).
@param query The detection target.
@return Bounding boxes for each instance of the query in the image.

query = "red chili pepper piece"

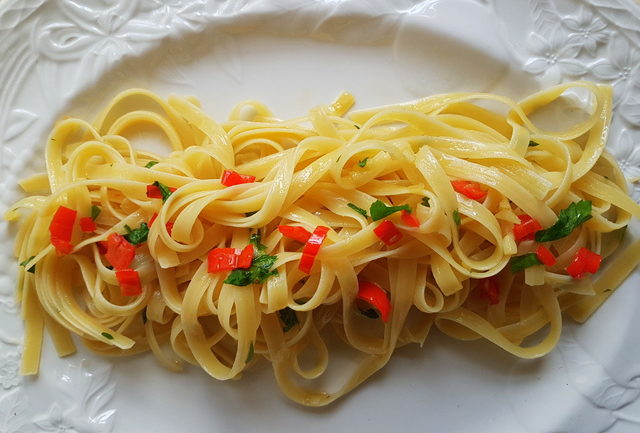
[356,280,391,322]
[278,225,312,243]
[165,222,174,236]
[221,169,256,187]
[400,210,420,227]
[146,185,176,199]
[104,233,136,270]
[513,214,543,242]
[97,241,108,255]
[149,213,158,227]
[208,247,239,273]
[373,220,402,246]
[535,245,556,267]
[451,180,487,201]
[146,185,163,199]
[478,277,500,305]
[566,247,602,279]
[49,206,77,255]
[115,269,142,296]
[79,217,97,233]
[299,226,330,274]
[237,244,254,269]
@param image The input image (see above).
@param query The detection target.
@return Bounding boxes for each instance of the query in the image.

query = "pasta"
[5,81,640,406]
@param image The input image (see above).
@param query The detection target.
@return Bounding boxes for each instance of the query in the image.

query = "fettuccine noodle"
[5,81,640,406]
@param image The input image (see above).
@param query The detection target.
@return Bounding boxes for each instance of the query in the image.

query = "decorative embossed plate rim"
[0,1,639,432]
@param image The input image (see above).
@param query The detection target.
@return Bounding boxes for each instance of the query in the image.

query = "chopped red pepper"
[373,220,402,246]
[208,248,239,273]
[115,269,142,296]
[237,244,254,269]
[221,170,256,187]
[566,247,602,279]
[400,210,420,227]
[79,217,97,233]
[278,225,312,243]
[97,241,108,255]
[451,180,487,201]
[356,280,390,322]
[49,206,77,255]
[299,226,330,274]
[513,214,542,242]
[478,277,500,305]
[146,185,176,199]
[149,213,158,227]
[535,245,556,267]
[104,233,136,270]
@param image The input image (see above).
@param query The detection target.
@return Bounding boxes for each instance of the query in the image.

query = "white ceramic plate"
[1,1,639,432]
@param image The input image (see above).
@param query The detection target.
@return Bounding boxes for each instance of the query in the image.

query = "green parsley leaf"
[245,341,254,364]
[535,200,592,243]
[370,200,411,221]
[347,203,368,218]
[152,181,173,202]
[528,140,540,147]
[90,205,101,220]
[145,160,159,168]
[278,307,299,332]
[354,124,360,129]
[19,256,36,274]
[124,223,149,245]
[510,253,542,273]
[249,231,267,252]
[453,209,461,225]
[224,254,278,286]
[101,332,114,340]
[421,197,431,207]
[358,157,369,168]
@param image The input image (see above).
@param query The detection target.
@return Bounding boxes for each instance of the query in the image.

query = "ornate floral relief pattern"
[0,361,114,433]
[520,0,640,200]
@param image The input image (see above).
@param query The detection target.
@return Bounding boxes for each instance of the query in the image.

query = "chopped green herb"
[101,332,114,340]
[421,197,431,207]
[152,181,173,202]
[358,157,369,168]
[354,124,360,129]
[510,253,542,273]
[370,200,411,221]
[249,231,267,252]
[90,205,101,220]
[245,341,254,364]
[361,308,379,319]
[50,138,57,141]
[535,200,592,242]
[453,209,461,225]
[225,253,278,286]
[528,140,540,147]
[347,203,368,218]
[145,160,159,168]
[19,256,36,274]
[245,211,258,217]
[278,307,299,332]
[124,223,149,245]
